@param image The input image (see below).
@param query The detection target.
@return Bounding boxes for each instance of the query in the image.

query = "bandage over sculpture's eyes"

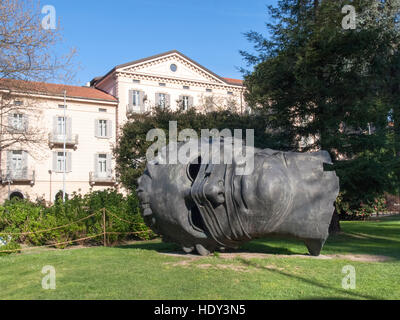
[137,138,339,256]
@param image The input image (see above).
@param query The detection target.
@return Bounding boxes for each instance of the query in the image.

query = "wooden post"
[103,208,107,247]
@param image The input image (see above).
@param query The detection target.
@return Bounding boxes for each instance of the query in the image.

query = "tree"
[0,0,76,82]
[0,0,77,164]
[241,0,400,230]
[114,108,279,190]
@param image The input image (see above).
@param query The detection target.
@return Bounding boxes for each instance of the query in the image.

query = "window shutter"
[106,154,112,176]
[7,151,12,172]
[8,114,13,131]
[23,114,29,131]
[66,152,72,173]
[166,94,171,108]
[188,96,194,109]
[94,119,99,137]
[107,120,113,138]
[53,116,58,135]
[22,151,28,170]
[52,152,57,172]
[139,91,145,112]
[129,90,133,106]
[67,117,72,139]
[94,153,98,174]
[155,93,160,107]
[138,91,144,107]
[178,95,183,108]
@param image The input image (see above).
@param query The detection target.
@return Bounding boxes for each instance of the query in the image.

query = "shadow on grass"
[117,239,303,256]
[116,216,400,260]
[116,240,180,253]
[324,232,400,260]
[236,258,381,300]
[115,233,400,260]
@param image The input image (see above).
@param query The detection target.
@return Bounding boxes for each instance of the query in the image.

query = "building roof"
[91,50,244,88]
[0,78,117,102]
[222,77,244,85]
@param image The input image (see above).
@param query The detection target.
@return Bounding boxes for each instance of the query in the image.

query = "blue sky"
[49,0,277,85]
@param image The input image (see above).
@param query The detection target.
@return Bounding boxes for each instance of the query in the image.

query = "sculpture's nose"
[204,180,225,206]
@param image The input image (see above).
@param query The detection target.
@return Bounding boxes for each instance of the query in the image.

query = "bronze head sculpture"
[137,137,339,256]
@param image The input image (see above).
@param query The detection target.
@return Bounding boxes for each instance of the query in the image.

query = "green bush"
[336,193,388,220]
[0,241,21,256]
[114,108,285,190]
[0,189,155,253]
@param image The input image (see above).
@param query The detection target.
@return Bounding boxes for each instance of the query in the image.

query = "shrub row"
[335,192,389,220]
[0,189,155,255]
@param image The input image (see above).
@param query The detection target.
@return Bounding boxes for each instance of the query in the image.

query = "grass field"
[1,215,399,300]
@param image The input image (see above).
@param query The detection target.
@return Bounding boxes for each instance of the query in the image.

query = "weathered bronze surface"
[137,138,339,256]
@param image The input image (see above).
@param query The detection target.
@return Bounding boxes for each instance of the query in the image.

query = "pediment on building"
[116,50,227,85]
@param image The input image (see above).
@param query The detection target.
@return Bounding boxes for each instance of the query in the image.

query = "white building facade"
[0,50,245,203]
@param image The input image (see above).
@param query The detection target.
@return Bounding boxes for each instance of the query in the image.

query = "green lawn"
[1,215,399,300]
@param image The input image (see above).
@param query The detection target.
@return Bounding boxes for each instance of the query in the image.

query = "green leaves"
[242,0,400,217]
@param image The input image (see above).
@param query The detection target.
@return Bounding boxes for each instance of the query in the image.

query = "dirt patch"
[219,252,332,260]
[161,252,392,262]
[164,260,250,272]
[329,254,392,262]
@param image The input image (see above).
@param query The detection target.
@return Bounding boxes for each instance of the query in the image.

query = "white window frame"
[98,120,107,138]
[159,93,166,109]
[11,151,23,171]
[12,114,24,131]
[97,154,108,176]
[132,90,140,107]
[57,116,66,135]
[57,152,66,172]
[182,96,189,111]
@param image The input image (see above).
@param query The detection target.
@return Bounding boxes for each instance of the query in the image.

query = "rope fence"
[0,208,154,254]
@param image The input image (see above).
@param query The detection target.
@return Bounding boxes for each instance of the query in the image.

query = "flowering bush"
[335,193,388,220]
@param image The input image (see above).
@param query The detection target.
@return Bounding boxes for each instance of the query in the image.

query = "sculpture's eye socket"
[186,157,209,234]
[187,157,202,182]
[189,205,207,233]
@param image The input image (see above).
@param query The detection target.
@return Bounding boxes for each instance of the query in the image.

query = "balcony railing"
[89,170,117,186]
[1,169,35,185]
[127,104,147,114]
[48,133,79,149]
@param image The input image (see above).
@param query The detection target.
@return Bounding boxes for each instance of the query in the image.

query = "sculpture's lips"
[188,162,251,248]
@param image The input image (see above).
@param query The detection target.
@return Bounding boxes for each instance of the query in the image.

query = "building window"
[159,83,166,87]
[53,151,71,173]
[132,90,140,107]
[133,79,140,83]
[227,91,233,95]
[98,154,107,175]
[57,152,66,172]
[12,114,24,130]
[183,85,190,90]
[11,151,23,171]
[58,104,67,109]
[170,64,177,72]
[159,93,166,108]
[14,101,22,106]
[182,96,189,110]
[206,89,212,93]
[99,108,107,113]
[57,116,66,135]
[98,120,108,137]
